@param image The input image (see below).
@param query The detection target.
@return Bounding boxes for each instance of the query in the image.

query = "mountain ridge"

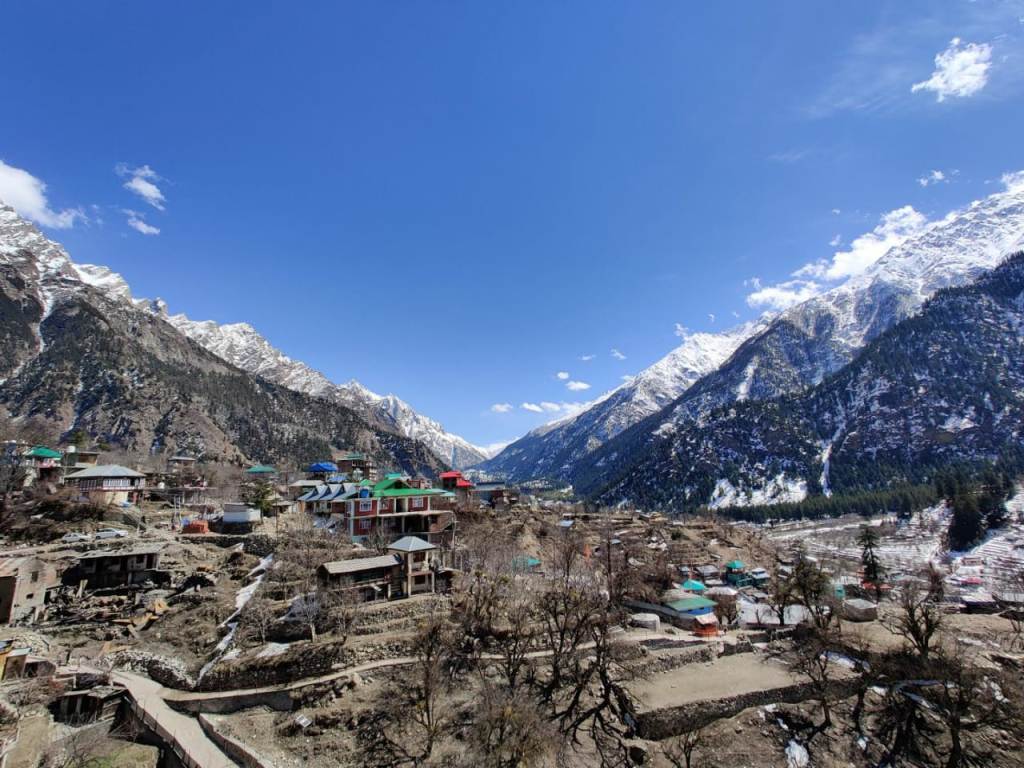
[484,177,1024,489]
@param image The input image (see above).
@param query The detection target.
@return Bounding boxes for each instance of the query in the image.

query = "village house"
[71,546,165,590]
[167,455,197,476]
[439,470,475,509]
[300,474,456,546]
[61,446,100,476]
[21,446,63,486]
[317,535,446,602]
[0,557,59,624]
[221,503,263,533]
[64,464,145,506]
[333,451,377,482]
[245,464,277,481]
[472,481,518,508]
[147,455,211,508]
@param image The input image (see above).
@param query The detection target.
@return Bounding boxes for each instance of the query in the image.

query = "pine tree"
[857,525,884,601]
[947,493,985,551]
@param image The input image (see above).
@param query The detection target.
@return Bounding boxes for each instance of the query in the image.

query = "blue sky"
[2,1,1023,449]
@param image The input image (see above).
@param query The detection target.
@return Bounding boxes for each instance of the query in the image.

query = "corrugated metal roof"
[320,554,400,575]
[65,464,145,479]
[388,536,435,552]
[76,545,164,560]
[666,596,716,612]
[25,446,61,459]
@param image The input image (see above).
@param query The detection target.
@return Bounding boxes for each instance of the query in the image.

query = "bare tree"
[663,724,704,768]
[787,625,843,740]
[886,579,944,662]
[930,643,1014,768]
[713,593,739,630]
[289,591,322,642]
[237,594,279,645]
[373,606,456,765]
[791,555,838,631]
[1000,568,1024,651]
[466,683,558,768]
[320,587,362,645]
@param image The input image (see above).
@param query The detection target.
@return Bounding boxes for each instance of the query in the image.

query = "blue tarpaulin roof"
[308,461,339,473]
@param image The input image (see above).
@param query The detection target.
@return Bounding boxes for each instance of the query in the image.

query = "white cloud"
[1001,170,1024,194]
[793,206,930,282]
[490,403,513,413]
[610,348,626,360]
[828,234,842,247]
[126,214,160,236]
[746,278,822,311]
[918,169,947,187]
[521,402,544,413]
[579,354,596,362]
[0,160,84,229]
[117,163,166,210]
[707,313,716,324]
[746,202,938,312]
[539,402,562,412]
[555,371,570,380]
[831,208,841,215]
[566,380,591,392]
[674,323,690,338]
[823,206,929,280]
[912,38,993,102]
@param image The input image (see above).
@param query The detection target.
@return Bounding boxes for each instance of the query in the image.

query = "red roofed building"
[439,471,475,509]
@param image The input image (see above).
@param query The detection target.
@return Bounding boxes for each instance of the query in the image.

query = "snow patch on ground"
[708,474,808,509]
[785,740,809,768]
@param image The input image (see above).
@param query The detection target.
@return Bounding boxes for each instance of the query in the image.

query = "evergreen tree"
[947,493,985,551]
[857,525,884,601]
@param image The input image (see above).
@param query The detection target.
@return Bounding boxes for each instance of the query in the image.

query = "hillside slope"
[0,204,445,475]
[584,252,1024,509]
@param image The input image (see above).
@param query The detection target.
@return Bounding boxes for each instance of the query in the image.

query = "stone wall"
[197,640,345,691]
[184,533,276,557]
[622,678,861,740]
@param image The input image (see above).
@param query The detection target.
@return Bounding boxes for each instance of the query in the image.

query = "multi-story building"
[64,465,146,506]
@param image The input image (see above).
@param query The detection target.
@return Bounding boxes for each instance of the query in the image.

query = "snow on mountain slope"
[0,202,488,468]
[655,174,1024,431]
[569,176,1024,500]
[488,175,1024,487]
[153,307,491,468]
[480,317,770,482]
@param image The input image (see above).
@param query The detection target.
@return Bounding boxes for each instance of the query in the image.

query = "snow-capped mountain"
[480,318,770,481]
[0,203,445,475]
[570,176,1024,501]
[587,251,1024,509]
[486,174,1024,489]
[146,305,493,468]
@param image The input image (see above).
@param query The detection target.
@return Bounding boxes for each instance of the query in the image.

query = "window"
[359,519,371,531]
[30,571,39,583]
[412,497,424,509]
[359,500,372,513]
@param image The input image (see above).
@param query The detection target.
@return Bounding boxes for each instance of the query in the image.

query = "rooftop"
[76,545,164,560]
[388,536,436,553]
[65,464,145,480]
[24,446,61,459]
[320,554,401,575]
